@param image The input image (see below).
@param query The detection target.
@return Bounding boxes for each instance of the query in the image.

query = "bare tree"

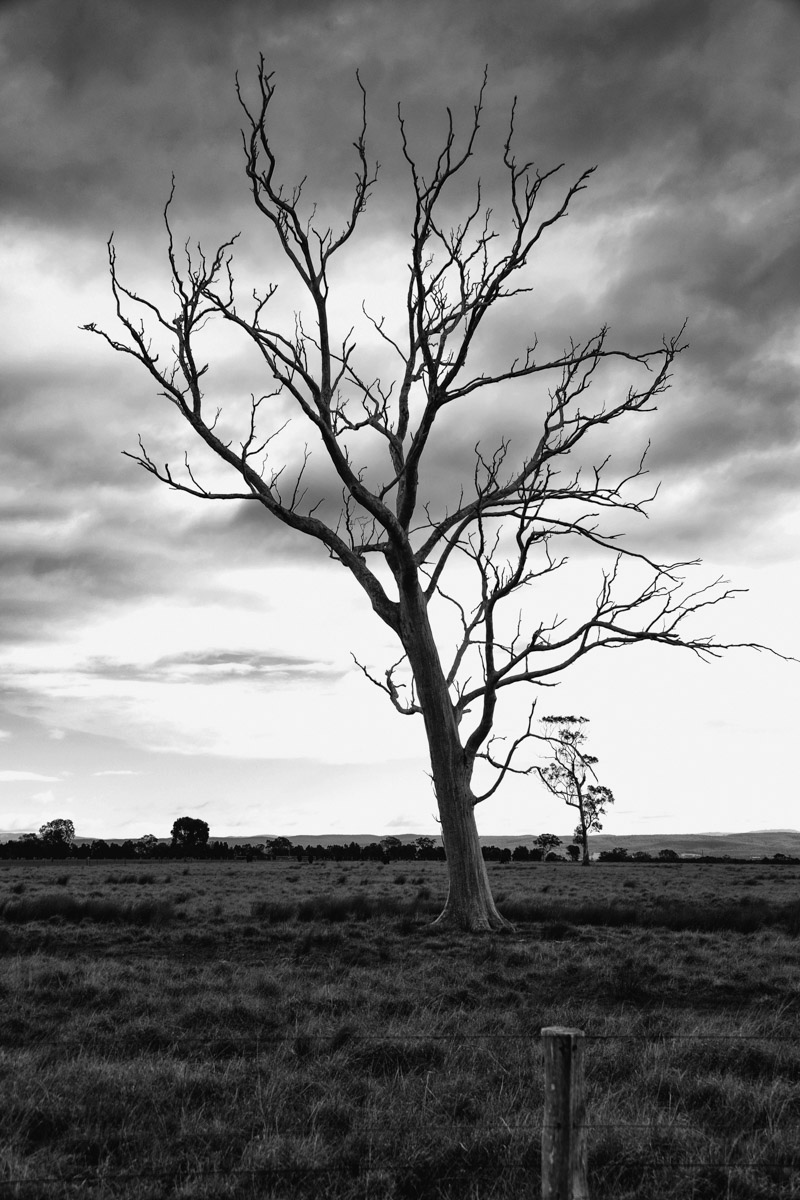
[83,63,771,930]
[536,715,612,865]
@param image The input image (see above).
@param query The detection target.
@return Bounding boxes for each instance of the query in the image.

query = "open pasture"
[2,858,800,1198]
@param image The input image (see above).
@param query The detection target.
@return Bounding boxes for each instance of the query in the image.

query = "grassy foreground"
[1,858,800,1199]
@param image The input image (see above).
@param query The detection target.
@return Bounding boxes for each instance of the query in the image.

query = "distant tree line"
[594,847,800,864]
[1,819,797,865]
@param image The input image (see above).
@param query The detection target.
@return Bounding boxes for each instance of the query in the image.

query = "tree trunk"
[577,805,590,865]
[433,775,511,931]
[579,823,590,865]
[397,574,511,932]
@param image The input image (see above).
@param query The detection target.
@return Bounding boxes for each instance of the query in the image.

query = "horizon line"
[4,827,800,843]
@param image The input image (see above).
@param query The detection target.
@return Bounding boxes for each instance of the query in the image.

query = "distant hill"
[574,830,800,859]
[4,829,799,859]
[212,830,800,858]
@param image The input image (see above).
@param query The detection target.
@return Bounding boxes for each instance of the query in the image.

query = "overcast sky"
[1,0,799,842]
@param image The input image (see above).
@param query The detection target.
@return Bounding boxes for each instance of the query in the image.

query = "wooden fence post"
[541,1026,589,1200]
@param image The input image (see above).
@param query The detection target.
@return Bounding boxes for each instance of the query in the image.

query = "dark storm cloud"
[0,346,318,649]
[0,343,349,651]
[475,0,799,220]
[74,648,343,685]
[1,362,146,487]
[4,0,798,236]
[0,0,240,225]
[1,0,799,638]
[0,0,422,231]
[0,521,172,644]
[0,461,324,650]
[474,0,714,162]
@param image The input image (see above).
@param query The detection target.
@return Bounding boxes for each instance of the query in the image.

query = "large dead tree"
[84,64,765,931]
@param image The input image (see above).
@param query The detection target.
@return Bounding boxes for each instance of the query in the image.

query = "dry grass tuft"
[1,891,175,925]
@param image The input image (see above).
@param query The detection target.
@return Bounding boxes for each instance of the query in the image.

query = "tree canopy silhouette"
[39,819,75,849]
[170,817,210,854]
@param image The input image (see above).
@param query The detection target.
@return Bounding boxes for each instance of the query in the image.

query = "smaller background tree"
[599,846,629,862]
[535,833,562,858]
[266,836,293,857]
[573,785,614,862]
[170,817,210,855]
[537,717,613,865]
[39,819,75,857]
[380,836,403,863]
[135,834,159,858]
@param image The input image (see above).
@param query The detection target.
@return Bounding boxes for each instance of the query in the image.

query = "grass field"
[2,858,800,1198]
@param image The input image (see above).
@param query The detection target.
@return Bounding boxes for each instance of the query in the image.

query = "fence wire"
[3,1028,800,1194]
[4,1029,800,1047]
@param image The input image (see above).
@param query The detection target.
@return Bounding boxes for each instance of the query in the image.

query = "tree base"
[431,903,514,933]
